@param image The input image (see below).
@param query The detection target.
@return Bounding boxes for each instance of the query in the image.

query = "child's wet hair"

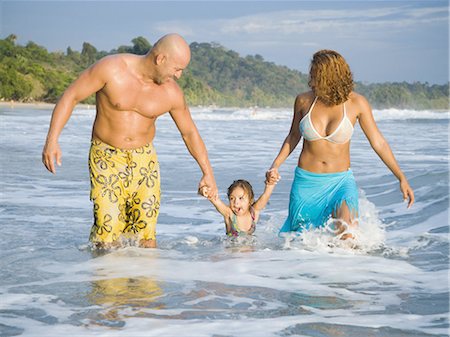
[227,179,255,204]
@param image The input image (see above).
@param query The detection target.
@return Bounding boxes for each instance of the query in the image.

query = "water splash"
[276,193,387,255]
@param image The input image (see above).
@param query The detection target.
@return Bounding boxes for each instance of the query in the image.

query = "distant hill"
[1,35,448,109]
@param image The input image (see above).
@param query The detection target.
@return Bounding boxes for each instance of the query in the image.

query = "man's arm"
[42,57,110,173]
[169,95,217,198]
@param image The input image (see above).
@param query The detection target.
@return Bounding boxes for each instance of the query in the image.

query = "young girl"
[202,179,275,237]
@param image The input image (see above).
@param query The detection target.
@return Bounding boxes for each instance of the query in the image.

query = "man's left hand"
[198,174,218,199]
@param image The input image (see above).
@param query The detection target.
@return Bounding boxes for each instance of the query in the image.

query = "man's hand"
[199,185,209,197]
[198,174,218,199]
[42,141,62,174]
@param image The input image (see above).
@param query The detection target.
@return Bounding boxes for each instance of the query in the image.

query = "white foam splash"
[278,193,386,255]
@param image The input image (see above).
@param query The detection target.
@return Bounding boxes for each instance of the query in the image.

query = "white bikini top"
[299,97,354,144]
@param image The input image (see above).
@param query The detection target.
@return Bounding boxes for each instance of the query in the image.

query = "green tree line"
[1,34,448,109]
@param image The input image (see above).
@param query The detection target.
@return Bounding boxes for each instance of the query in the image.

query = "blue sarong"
[280,167,359,234]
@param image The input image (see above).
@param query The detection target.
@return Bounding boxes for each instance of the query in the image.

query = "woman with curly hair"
[266,50,414,238]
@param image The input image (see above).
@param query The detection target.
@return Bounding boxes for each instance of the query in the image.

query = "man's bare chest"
[100,79,172,118]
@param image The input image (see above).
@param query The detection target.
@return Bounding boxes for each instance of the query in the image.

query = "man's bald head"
[147,34,191,84]
[152,33,191,65]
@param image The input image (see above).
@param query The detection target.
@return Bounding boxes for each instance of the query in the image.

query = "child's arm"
[201,186,232,219]
[209,195,234,235]
[253,182,276,211]
[209,195,232,218]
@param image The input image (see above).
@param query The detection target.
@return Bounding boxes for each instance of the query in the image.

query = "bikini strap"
[250,207,257,232]
[307,96,318,115]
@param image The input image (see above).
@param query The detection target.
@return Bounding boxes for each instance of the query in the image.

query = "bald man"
[42,34,217,249]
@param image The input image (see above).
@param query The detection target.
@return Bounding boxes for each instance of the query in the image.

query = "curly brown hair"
[227,179,255,205]
[308,50,354,106]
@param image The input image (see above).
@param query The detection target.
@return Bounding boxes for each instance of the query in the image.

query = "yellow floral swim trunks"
[88,139,161,244]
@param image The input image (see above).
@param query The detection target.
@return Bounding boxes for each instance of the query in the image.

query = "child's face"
[228,187,251,216]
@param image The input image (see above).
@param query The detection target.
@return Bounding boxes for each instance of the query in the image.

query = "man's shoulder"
[90,54,138,81]
[96,53,131,68]
[163,79,185,105]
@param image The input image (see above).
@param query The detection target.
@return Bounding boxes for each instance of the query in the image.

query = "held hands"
[400,179,415,208]
[42,141,62,174]
[198,174,218,200]
[199,186,209,198]
[265,168,281,185]
[199,185,218,201]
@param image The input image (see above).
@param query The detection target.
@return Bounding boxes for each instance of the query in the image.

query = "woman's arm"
[356,94,415,208]
[266,94,304,182]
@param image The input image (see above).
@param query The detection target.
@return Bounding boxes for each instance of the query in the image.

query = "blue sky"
[1,0,448,84]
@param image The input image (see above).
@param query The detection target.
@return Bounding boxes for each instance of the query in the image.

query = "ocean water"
[0,105,448,337]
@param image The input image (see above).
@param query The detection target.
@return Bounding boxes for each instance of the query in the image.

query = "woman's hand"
[265,168,281,185]
[400,179,415,208]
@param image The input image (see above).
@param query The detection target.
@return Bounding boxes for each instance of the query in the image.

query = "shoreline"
[0,101,448,112]
[0,101,93,110]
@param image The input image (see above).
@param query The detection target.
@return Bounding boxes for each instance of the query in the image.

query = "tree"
[81,42,98,66]
[131,36,151,55]
[5,34,17,44]
[0,35,448,108]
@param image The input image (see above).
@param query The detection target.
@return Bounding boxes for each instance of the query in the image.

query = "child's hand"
[199,186,219,203]
[265,168,281,185]
[199,186,209,198]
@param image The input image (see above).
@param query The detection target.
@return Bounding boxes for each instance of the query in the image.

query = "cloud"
[146,2,448,83]
[152,4,447,42]
[217,6,447,36]
[153,23,196,37]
